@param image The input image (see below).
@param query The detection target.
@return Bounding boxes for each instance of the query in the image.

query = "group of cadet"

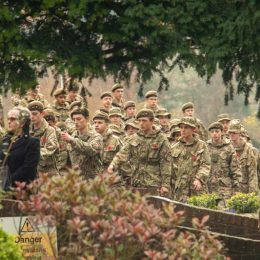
[1,82,260,205]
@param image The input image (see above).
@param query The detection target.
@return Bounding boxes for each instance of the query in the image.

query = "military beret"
[100,91,113,99]
[136,108,155,119]
[124,118,139,130]
[111,83,123,92]
[170,118,181,130]
[208,122,223,131]
[56,122,67,131]
[178,117,196,128]
[28,101,44,111]
[124,101,136,110]
[228,123,242,134]
[145,90,158,99]
[92,111,109,122]
[217,113,231,122]
[53,88,67,97]
[156,108,171,118]
[181,102,194,112]
[69,100,82,111]
[109,107,122,117]
[43,108,56,121]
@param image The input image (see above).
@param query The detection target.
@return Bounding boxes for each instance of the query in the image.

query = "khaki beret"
[136,108,155,119]
[208,122,223,131]
[111,83,123,92]
[217,113,231,122]
[93,111,109,122]
[178,117,196,128]
[100,91,113,99]
[69,100,82,111]
[181,102,194,112]
[145,90,158,99]
[53,88,67,97]
[156,108,171,118]
[228,123,242,134]
[124,118,139,130]
[109,107,122,117]
[124,101,136,110]
[28,101,44,111]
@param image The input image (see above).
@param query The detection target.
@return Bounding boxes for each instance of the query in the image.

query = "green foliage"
[0,228,23,260]
[14,171,226,259]
[226,193,260,214]
[187,193,219,210]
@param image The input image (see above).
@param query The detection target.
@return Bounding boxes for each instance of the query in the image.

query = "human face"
[31,110,44,125]
[220,120,230,133]
[210,129,222,143]
[72,114,88,132]
[94,119,108,134]
[109,115,121,125]
[179,124,194,139]
[183,108,194,117]
[113,88,124,99]
[138,117,154,133]
[102,97,112,109]
[158,115,170,127]
[146,97,157,108]
[125,106,136,117]
[56,95,66,106]
[125,125,138,136]
[7,110,22,134]
[68,91,78,101]
[229,132,240,143]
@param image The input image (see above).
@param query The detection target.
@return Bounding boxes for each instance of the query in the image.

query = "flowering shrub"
[13,171,226,259]
[187,194,219,209]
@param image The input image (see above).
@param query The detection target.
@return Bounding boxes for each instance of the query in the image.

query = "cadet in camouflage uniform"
[229,123,258,194]
[65,100,82,134]
[66,82,82,105]
[93,111,121,171]
[171,117,211,202]
[156,108,171,135]
[29,101,59,175]
[20,85,49,108]
[123,101,136,121]
[111,84,125,111]
[217,113,231,139]
[108,107,125,139]
[108,109,172,195]
[181,102,208,141]
[99,91,113,113]
[51,88,70,122]
[143,90,161,114]
[61,108,103,179]
[207,122,241,200]
[43,109,68,173]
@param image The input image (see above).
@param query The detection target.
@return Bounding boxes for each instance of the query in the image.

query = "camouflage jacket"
[112,98,125,112]
[234,141,258,194]
[207,138,241,198]
[249,144,260,190]
[54,127,68,171]
[65,117,75,134]
[66,95,82,105]
[110,129,172,190]
[20,93,49,109]
[102,130,121,169]
[143,104,161,114]
[31,119,59,174]
[68,128,103,179]
[171,136,211,202]
[51,101,70,122]
[194,117,208,141]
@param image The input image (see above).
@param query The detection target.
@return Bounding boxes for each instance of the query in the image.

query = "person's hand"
[61,132,73,142]
[159,186,169,195]
[107,165,114,174]
[193,179,202,191]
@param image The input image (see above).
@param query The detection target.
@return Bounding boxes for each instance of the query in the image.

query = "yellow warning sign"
[0,216,57,259]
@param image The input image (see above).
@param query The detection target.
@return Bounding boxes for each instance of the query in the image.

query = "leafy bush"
[226,193,260,213]
[0,228,23,260]
[13,171,226,259]
[187,193,219,209]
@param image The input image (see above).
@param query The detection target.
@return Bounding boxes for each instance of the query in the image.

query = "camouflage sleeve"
[159,139,172,188]
[109,142,130,171]
[40,128,59,161]
[248,150,259,193]
[170,144,180,193]
[229,149,242,189]
[70,134,103,157]
[195,142,211,184]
